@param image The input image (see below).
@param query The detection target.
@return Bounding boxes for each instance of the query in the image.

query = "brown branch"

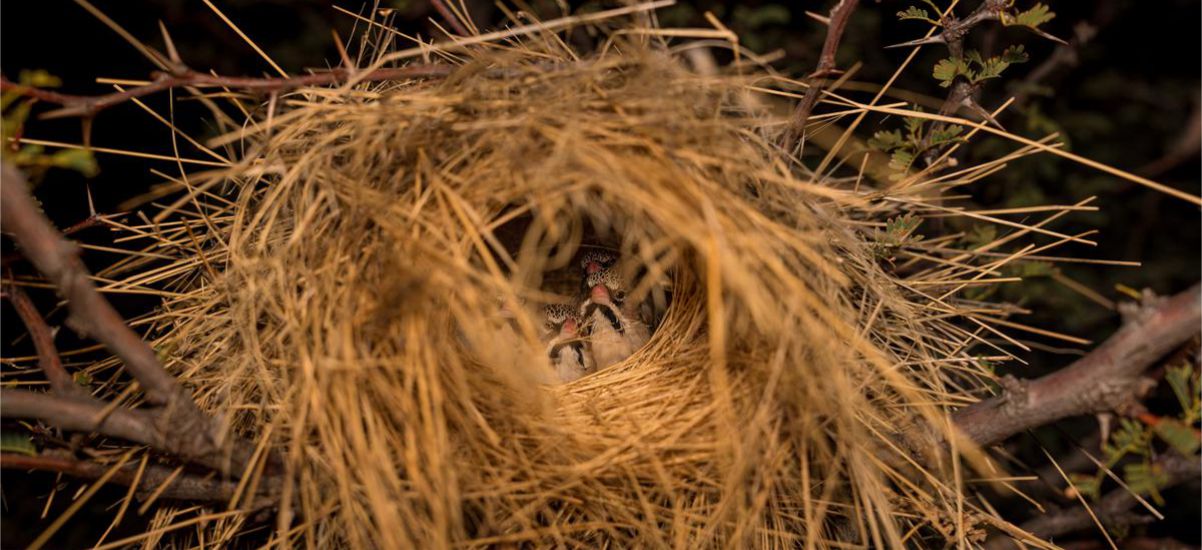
[0,64,454,120]
[3,284,80,395]
[1,450,272,509]
[953,284,1202,447]
[0,161,260,477]
[0,389,259,477]
[782,0,859,149]
[985,453,1201,549]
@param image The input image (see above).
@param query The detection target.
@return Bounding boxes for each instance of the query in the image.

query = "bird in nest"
[541,303,594,383]
[579,263,652,370]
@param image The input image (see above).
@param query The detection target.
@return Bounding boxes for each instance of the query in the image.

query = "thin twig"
[2,284,80,396]
[783,0,859,148]
[0,65,455,120]
[1,450,273,509]
[984,453,1200,549]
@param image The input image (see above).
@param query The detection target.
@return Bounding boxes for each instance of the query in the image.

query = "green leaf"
[18,69,62,89]
[73,370,94,387]
[0,431,38,457]
[1007,3,1055,29]
[904,115,926,141]
[897,6,934,22]
[1165,364,1195,412]
[933,57,971,87]
[1152,419,1201,456]
[1015,260,1056,278]
[964,224,997,249]
[1000,44,1030,64]
[868,130,905,152]
[928,124,964,147]
[1124,461,1170,505]
[889,149,915,172]
[50,149,99,177]
[1067,472,1101,500]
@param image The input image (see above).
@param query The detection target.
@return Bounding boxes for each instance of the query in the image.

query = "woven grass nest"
[117,13,1029,549]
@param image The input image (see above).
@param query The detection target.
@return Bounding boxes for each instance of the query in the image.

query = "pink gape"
[585,261,604,275]
[561,317,578,336]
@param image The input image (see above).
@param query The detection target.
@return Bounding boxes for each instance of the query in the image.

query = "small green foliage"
[1004,3,1055,30]
[73,370,93,387]
[1104,417,1152,463]
[1013,260,1056,279]
[964,225,998,249]
[933,57,971,88]
[889,149,915,173]
[1067,472,1101,500]
[935,47,1029,87]
[896,6,937,24]
[0,431,38,457]
[18,69,63,89]
[2,69,99,180]
[1165,363,1200,420]
[867,129,904,152]
[50,149,100,177]
[1124,461,1171,505]
[1152,419,1201,456]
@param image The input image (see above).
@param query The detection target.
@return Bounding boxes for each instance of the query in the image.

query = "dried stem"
[953,284,1202,447]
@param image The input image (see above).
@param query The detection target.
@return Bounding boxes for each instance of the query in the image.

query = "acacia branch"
[783,0,859,148]
[1,450,272,509]
[0,64,454,120]
[1,161,260,477]
[953,284,1202,447]
[3,284,79,395]
[985,453,1200,549]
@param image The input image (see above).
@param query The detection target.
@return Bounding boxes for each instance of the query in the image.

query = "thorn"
[805,10,831,25]
[1096,411,1113,447]
[884,35,948,49]
[1024,26,1069,46]
[331,29,353,71]
[158,21,183,68]
[85,183,96,217]
[961,96,1005,130]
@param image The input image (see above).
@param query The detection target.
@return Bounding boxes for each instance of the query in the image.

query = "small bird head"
[579,249,618,276]
[585,267,627,305]
[541,303,580,338]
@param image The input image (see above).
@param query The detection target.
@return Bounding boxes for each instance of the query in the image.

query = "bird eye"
[614,290,627,302]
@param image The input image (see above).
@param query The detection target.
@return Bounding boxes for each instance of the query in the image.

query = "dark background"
[2,1,1199,547]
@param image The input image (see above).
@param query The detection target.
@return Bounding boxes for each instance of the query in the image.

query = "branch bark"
[0,64,454,120]
[0,451,272,509]
[782,0,859,149]
[1,161,261,478]
[3,284,80,395]
[984,453,1200,549]
[953,284,1202,447]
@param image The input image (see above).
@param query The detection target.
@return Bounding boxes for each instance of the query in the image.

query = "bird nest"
[109,15,1019,549]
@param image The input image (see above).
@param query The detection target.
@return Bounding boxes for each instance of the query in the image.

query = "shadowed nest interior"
[100,15,1029,549]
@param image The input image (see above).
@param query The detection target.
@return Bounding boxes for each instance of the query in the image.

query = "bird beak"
[590,284,611,303]
[561,318,578,336]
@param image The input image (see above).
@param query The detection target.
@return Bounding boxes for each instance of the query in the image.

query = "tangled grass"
[53,6,1135,548]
